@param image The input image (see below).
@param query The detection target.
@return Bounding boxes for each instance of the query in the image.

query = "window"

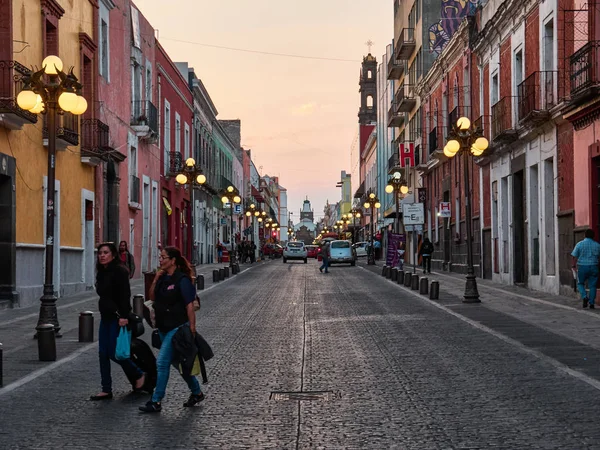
[368,70,373,79]
[491,72,499,105]
[98,1,114,80]
[175,113,181,155]
[164,101,170,174]
[100,20,108,78]
[145,63,152,103]
[543,19,554,72]
[184,123,190,160]
[367,95,374,108]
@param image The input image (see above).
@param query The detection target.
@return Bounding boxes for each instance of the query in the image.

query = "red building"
[156,42,194,260]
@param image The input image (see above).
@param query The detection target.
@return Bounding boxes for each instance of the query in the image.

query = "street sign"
[402,203,424,225]
[220,218,227,225]
[234,204,242,214]
[439,202,451,218]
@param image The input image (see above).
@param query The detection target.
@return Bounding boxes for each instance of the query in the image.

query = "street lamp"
[349,208,362,243]
[385,170,409,234]
[363,192,381,265]
[16,55,88,337]
[444,116,489,303]
[175,158,206,264]
[220,185,241,267]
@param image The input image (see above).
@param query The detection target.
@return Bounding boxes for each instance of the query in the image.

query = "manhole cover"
[270,391,341,401]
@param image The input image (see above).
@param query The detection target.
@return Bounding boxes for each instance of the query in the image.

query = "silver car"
[328,240,356,266]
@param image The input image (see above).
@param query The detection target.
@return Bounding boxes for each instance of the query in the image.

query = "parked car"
[263,243,283,258]
[305,245,319,258]
[283,241,308,263]
[353,241,369,257]
[329,240,356,266]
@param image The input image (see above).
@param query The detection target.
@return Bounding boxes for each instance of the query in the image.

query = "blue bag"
[115,326,131,360]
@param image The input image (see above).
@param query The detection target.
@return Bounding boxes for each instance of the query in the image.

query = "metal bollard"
[36,324,56,362]
[420,277,429,295]
[78,311,94,342]
[213,269,220,282]
[404,272,412,287]
[411,274,420,290]
[386,267,393,279]
[224,266,230,278]
[381,266,387,276]
[0,342,3,388]
[197,274,205,291]
[391,268,398,282]
[235,263,240,274]
[397,270,405,285]
[219,268,225,281]
[430,281,439,299]
[133,294,144,317]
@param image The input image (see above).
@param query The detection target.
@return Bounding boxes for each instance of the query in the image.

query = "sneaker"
[319,267,323,273]
[583,297,589,309]
[183,393,205,407]
[590,304,595,310]
[139,401,161,413]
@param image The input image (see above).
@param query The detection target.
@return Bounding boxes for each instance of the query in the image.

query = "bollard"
[381,266,388,276]
[219,268,225,281]
[391,268,398,282]
[213,269,220,282]
[430,281,439,300]
[397,270,405,285]
[0,342,3,388]
[404,272,412,287]
[386,267,393,279]
[36,324,56,362]
[78,311,94,343]
[235,263,240,274]
[197,274,205,291]
[224,266,230,278]
[411,274,420,290]
[133,294,144,317]
[231,264,236,275]
[419,277,429,295]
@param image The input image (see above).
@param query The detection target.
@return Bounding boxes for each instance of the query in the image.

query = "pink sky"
[136,0,392,222]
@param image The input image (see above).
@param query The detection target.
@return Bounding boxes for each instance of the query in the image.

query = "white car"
[283,241,308,263]
[329,240,356,266]
[353,241,368,257]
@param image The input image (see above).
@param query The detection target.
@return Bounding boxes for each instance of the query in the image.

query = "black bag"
[128,313,145,338]
[151,329,162,349]
[129,337,157,392]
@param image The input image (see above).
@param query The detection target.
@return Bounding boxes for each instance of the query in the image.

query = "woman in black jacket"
[90,242,145,400]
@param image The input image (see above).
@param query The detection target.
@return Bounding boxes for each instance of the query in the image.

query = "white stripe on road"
[360,267,600,392]
[0,342,96,397]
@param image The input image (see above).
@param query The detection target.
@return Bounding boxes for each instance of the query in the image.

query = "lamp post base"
[35,291,62,338]
[367,254,376,265]
[463,273,481,303]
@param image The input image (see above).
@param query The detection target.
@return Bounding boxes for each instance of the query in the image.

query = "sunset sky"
[136,0,392,222]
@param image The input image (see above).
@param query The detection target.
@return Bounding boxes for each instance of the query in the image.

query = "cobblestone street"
[2,260,600,449]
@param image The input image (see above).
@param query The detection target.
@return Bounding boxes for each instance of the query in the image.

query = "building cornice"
[157,62,194,112]
[99,0,116,9]
[40,0,65,19]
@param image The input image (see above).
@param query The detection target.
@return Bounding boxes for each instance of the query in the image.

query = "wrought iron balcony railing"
[81,119,112,157]
[570,41,600,97]
[167,151,183,176]
[0,60,38,126]
[396,28,416,60]
[517,71,557,123]
[131,100,158,135]
[491,96,517,142]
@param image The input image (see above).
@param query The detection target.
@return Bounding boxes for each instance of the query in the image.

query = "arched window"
[368,70,373,79]
[367,95,374,108]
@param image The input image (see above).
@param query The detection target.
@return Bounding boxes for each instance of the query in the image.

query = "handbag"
[151,329,162,349]
[115,326,131,360]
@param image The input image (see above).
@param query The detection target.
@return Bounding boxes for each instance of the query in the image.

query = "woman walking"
[139,246,204,413]
[119,240,136,279]
[90,242,145,400]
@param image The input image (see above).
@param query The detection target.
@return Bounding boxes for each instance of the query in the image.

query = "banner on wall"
[386,233,406,269]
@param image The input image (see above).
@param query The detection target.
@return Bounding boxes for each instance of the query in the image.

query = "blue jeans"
[320,258,329,272]
[98,319,143,393]
[578,265,599,305]
[152,325,201,403]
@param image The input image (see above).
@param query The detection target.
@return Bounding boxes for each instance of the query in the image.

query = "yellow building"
[0,0,96,307]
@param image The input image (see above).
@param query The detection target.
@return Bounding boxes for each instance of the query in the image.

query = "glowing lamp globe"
[186,158,196,167]
[375,202,381,209]
[30,99,45,114]
[221,196,229,204]
[227,186,234,193]
[457,117,471,130]
[233,195,241,203]
[254,211,260,217]
[356,213,361,218]
[385,184,394,194]
[474,137,489,151]
[58,91,78,112]
[258,218,263,222]
[446,139,461,154]
[71,96,88,115]
[443,146,455,158]
[250,203,255,209]
[196,174,206,184]
[364,202,370,209]
[16,90,38,111]
[42,55,63,75]
[369,192,376,199]
[471,146,484,157]
[246,211,251,217]
[400,185,409,195]
[175,174,188,185]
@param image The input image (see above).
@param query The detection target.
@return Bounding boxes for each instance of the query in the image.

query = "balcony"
[388,152,400,172]
[396,28,416,60]
[131,100,158,140]
[428,127,439,155]
[473,115,491,141]
[491,97,518,143]
[518,71,556,125]
[43,112,79,150]
[387,53,406,80]
[129,175,140,205]
[387,103,406,127]
[570,41,600,102]
[395,83,417,112]
[80,119,113,166]
[167,151,183,177]
[0,60,38,129]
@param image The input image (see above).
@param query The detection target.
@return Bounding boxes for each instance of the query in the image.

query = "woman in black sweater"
[90,242,145,400]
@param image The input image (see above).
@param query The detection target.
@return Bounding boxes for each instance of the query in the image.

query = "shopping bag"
[115,326,131,360]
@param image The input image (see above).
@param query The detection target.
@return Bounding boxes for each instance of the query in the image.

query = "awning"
[354,181,365,198]
[251,185,264,202]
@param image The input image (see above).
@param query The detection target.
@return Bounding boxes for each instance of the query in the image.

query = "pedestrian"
[419,238,434,274]
[319,241,330,274]
[119,240,136,279]
[139,246,204,413]
[250,241,257,264]
[217,242,223,263]
[90,242,145,401]
[572,229,600,309]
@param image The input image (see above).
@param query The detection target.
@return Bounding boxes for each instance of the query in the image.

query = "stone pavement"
[1,258,600,448]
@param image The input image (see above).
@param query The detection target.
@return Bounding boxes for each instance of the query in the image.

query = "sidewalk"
[0,260,266,388]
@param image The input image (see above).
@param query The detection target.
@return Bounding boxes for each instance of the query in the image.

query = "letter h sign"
[400,142,415,168]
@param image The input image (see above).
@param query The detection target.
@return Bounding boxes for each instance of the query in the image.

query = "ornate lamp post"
[175,158,206,264]
[16,55,88,337]
[220,185,241,267]
[385,170,409,234]
[349,208,362,244]
[363,192,381,265]
[444,116,489,303]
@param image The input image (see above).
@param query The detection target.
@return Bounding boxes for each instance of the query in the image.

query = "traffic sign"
[439,202,451,218]
[402,203,424,225]
[234,204,242,214]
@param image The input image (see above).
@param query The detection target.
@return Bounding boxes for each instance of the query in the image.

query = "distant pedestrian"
[217,242,223,263]
[90,242,145,401]
[119,241,135,279]
[319,241,330,274]
[419,238,434,274]
[250,241,257,263]
[139,246,203,413]
[572,229,600,309]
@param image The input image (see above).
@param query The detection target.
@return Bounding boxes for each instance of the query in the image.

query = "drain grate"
[270,390,341,401]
